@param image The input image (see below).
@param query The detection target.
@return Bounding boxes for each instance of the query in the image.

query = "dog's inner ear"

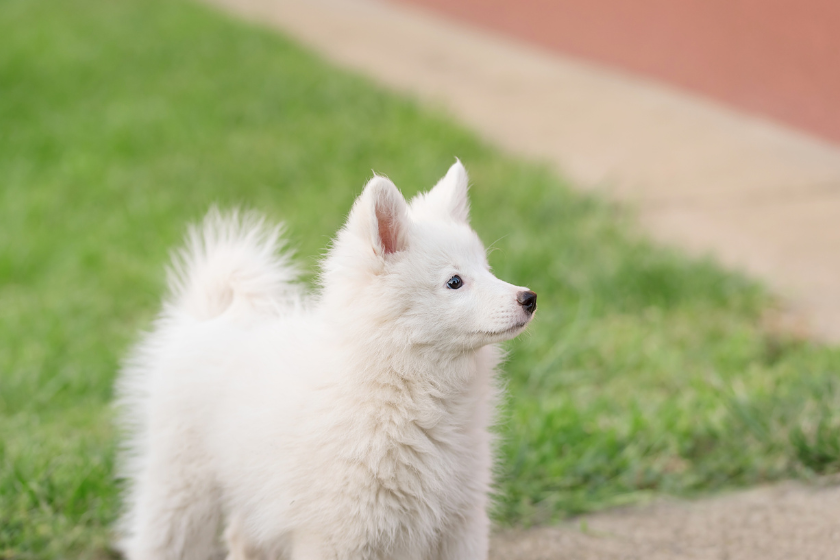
[376,195,403,255]
[359,176,408,257]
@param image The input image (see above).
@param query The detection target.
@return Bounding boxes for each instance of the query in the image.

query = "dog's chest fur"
[297,349,496,551]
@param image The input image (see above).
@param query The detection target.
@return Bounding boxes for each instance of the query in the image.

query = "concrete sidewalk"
[490,481,840,560]
[208,0,840,342]
[203,0,840,557]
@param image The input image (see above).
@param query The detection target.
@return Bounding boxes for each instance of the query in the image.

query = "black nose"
[517,290,537,315]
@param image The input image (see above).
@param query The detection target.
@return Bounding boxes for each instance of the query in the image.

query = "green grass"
[2,0,840,557]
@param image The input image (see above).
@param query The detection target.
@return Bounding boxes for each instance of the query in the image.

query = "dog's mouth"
[477,321,529,337]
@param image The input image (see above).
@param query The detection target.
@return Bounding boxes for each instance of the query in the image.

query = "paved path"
[203,0,840,557]
[208,0,840,341]
[490,481,840,560]
[394,0,840,145]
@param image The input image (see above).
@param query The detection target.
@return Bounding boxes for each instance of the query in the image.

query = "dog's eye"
[446,275,463,290]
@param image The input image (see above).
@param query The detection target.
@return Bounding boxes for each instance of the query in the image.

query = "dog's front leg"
[291,530,349,560]
[224,517,267,560]
[435,505,490,560]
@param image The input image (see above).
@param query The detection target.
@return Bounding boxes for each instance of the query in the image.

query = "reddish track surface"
[394,0,840,145]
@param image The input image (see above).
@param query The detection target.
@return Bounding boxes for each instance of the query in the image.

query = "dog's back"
[115,208,303,559]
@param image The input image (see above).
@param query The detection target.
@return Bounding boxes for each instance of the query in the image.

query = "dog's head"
[322,161,536,352]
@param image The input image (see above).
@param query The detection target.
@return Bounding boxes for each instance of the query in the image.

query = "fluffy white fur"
[115,161,536,560]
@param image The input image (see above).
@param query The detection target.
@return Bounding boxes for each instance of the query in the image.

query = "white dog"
[115,161,537,560]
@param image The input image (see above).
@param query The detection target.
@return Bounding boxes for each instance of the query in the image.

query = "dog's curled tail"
[166,208,300,321]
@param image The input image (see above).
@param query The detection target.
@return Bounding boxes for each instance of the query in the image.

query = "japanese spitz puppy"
[116,161,537,560]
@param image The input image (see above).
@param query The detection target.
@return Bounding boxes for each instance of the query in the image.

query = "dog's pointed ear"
[347,175,409,257]
[425,159,470,223]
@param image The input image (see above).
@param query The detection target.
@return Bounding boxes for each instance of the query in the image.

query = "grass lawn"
[3,0,840,557]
